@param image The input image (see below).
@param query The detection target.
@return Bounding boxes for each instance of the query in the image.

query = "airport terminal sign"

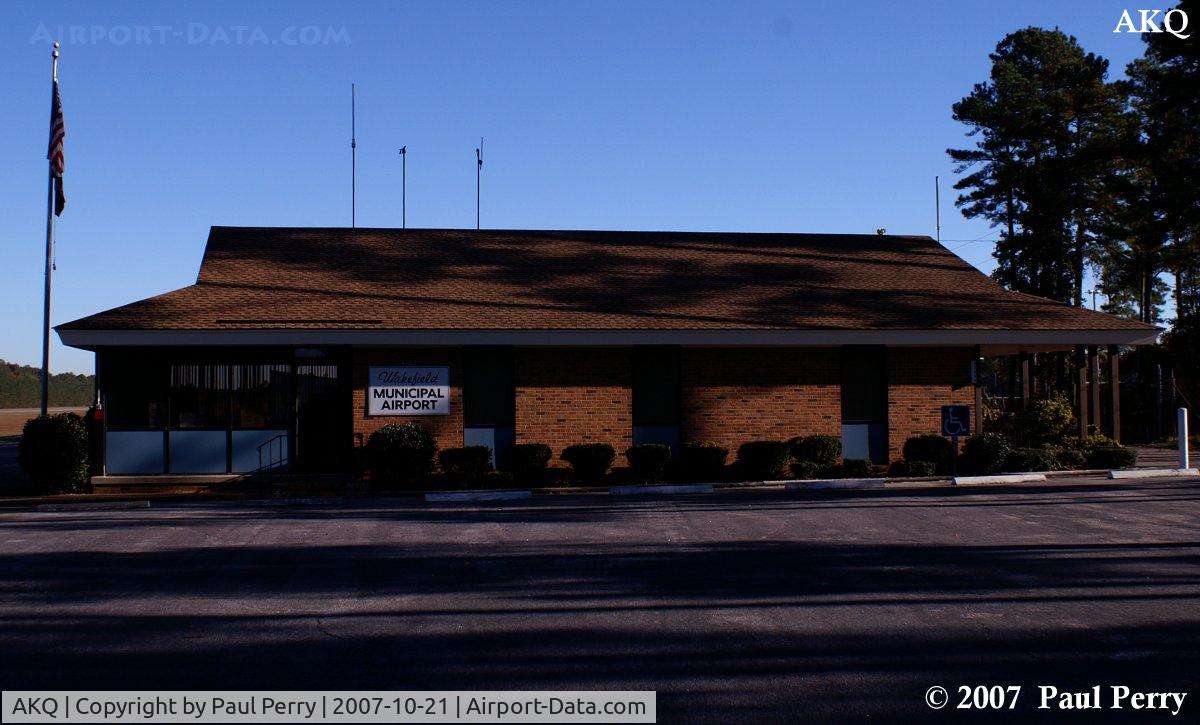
[368,366,450,415]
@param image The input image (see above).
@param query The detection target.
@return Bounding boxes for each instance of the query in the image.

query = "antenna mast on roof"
[399,146,407,229]
[475,137,483,230]
[934,175,941,243]
[351,83,357,228]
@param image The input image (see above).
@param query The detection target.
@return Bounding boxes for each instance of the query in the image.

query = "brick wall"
[680,348,841,455]
[351,348,464,450]
[514,348,632,465]
[349,345,976,467]
[887,347,974,461]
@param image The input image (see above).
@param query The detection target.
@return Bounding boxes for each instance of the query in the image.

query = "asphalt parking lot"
[0,475,1197,722]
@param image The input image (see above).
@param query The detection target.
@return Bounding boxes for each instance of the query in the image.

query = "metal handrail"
[256,433,289,473]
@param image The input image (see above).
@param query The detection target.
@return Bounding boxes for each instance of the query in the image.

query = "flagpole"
[40,42,60,417]
[350,83,356,228]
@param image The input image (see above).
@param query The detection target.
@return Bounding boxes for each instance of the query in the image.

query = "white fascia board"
[57,327,1161,349]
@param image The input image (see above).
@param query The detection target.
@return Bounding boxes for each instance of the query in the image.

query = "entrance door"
[463,347,516,469]
[295,363,348,472]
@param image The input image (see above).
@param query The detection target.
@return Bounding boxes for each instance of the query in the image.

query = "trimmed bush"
[1004,447,1058,473]
[888,459,938,477]
[477,470,517,489]
[787,435,841,467]
[1086,445,1138,470]
[1064,434,1120,452]
[1044,445,1086,471]
[625,444,672,482]
[1016,393,1075,444]
[822,459,872,479]
[962,432,1012,474]
[736,441,790,481]
[19,413,90,493]
[902,435,953,471]
[840,458,872,478]
[505,443,553,484]
[438,446,493,480]
[790,460,821,479]
[561,443,616,482]
[680,442,728,481]
[366,422,437,487]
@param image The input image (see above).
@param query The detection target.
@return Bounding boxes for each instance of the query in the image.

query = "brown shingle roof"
[58,226,1158,333]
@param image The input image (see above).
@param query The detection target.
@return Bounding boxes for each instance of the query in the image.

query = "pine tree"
[948,28,1128,304]
[1125,0,1200,322]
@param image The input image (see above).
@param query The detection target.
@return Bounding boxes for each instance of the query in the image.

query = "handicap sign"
[941,405,971,437]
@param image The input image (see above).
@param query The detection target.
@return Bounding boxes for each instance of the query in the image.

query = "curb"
[784,478,885,490]
[35,500,151,512]
[609,484,714,496]
[239,498,348,506]
[425,490,533,502]
[953,473,1047,485]
[1109,467,1199,480]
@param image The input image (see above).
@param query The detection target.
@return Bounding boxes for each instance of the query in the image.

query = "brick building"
[57,227,1158,479]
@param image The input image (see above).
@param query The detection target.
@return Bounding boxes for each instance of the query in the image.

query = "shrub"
[822,459,872,479]
[736,441,790,480]
[1064,434,1119,452]
[625,444,672,482]
[787,435,841,467]
[477,470,517,489]
[505,443,553,484]
[903,435,953,471]
[438,446,493,480]
[561,443,616,482]
[790,460,821,479]
[19,413,90,493]
[680,442,728,481]
[366,423,437,487]
[962,432,1011,474]
[888,459,938,477]
[1016,393,1076,444]
[1086,446,1138,470]
[1044,445,1086,471]
[1004,447,1057,473]
[840,458,872,478]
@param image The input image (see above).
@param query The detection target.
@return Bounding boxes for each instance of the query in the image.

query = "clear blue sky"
[1,1,1150,373]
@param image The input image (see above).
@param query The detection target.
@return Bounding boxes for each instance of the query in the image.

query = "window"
[463,348,515,428]
[170,364,230,428]
[103,352,165,429]
[232,364,291,428]
[840,347,887,423]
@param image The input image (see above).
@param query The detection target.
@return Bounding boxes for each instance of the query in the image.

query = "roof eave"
[57,327,1161,350]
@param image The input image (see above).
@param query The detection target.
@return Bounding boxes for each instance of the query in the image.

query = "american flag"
[47,78,65,216]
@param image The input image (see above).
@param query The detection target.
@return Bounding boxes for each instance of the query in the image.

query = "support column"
[1108,344,1121,442]
[973,344,984,434]
[1090,348,1102,435]
[1076,345,1088,439]
[1019,351,1031,409]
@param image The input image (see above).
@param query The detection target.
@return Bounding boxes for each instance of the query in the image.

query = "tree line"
[0,360,94,409]
[948,3,1198,327]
